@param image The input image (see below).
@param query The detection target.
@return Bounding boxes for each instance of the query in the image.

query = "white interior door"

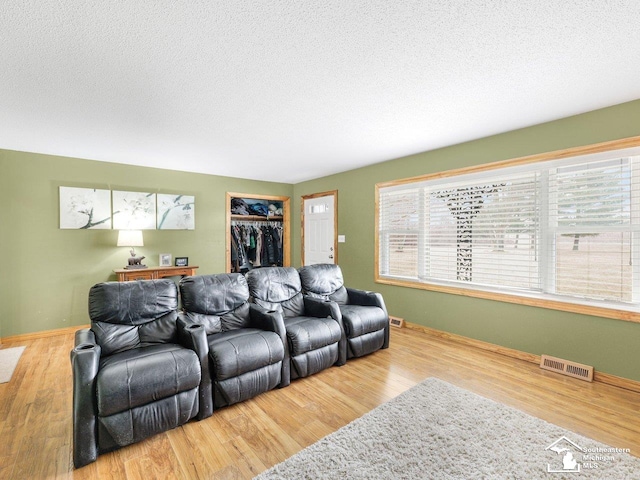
[303,193,336,265]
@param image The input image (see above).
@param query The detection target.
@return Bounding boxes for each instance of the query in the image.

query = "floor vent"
[389,316,405,328]
[540,355,594,382]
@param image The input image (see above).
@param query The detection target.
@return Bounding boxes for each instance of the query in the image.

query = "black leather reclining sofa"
[71,265,389,468]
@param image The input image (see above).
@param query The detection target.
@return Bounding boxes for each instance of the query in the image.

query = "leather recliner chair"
[70,279,209,468]
[179,273,287,412]
[298,264,390,359]
[246,266,346,380]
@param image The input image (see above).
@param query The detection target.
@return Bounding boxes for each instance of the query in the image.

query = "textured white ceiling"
[2,1,640,183]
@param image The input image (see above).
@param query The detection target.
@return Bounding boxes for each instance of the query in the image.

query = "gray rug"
[0,346,26,383]
[255,377,639,479]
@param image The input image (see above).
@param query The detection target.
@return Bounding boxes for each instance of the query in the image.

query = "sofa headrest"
[88,280,178,325]
[246,267,302,303]
[298,264,344,295]
[89,280,180,356]
[180,273,249,315]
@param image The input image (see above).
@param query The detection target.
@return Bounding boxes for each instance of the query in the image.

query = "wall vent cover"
[540,355,594,382]
[389,316,405,328]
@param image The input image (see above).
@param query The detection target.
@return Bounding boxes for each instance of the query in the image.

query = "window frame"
[374,135,640,324]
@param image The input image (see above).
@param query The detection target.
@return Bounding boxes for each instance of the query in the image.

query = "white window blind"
[548,158,639,303]
[379,188,420,279]
[377,149,640,313]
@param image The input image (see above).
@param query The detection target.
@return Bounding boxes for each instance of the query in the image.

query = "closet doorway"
[226,192,290,273]
[301,190,338,266]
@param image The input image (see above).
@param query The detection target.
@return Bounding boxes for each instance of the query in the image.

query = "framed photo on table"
[175,257,189,267]
[159,253,172,267]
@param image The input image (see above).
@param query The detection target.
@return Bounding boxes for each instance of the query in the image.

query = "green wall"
[0,150,292,338]
[3,99,640,382]
[293,99,640,382]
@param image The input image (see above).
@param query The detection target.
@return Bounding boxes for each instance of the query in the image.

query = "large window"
[376,138,640,322]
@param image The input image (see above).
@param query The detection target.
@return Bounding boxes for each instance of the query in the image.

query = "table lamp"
[117,230,147,269]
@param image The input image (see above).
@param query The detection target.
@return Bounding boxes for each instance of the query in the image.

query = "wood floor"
[1,326,639,479]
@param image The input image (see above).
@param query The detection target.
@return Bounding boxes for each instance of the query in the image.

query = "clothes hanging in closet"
[230,223,284,273]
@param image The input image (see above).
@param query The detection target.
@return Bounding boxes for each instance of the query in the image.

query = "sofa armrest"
[346,288,390,349]
[303,296,347,366]
[75,327,96,347]
[347,288,388,313]
[249,304,286,338]
[70,329,101,468]
[177,313,212,420]
[304,296,339,319]
[249,304,290,386]
[177,312,206,348]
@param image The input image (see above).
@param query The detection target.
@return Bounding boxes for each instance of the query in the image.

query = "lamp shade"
[117,230,144,247]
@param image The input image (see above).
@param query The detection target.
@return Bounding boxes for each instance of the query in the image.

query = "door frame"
[301,190,338,266]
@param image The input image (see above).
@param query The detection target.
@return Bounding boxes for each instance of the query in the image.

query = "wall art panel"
[112,191,156,230]
[157,194,195,230]
[59,186,112,229]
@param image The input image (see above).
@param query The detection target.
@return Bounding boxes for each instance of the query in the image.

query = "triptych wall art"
[59,187,195,230]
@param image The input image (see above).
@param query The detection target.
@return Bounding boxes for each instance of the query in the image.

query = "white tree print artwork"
[157,194,195,229]
[59,187,112,229]
[112,191,156,230]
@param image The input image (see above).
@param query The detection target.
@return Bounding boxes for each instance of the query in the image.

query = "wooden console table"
[114,265,199,282]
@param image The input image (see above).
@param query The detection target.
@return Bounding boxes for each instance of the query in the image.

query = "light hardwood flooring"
[1,327,639,479]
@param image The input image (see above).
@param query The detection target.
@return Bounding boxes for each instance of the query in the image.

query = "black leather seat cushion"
[339,305,388,338]
[209,328,284,381]
[285,316,342,356]
[97,344,201,417]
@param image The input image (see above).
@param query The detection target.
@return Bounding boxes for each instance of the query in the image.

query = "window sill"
[375,275,640,324]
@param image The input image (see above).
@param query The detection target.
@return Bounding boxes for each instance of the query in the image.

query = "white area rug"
[255,377,639,479]
[0,346,26,383]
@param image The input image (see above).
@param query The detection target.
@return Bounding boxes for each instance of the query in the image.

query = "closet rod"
[231,220,283,227]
